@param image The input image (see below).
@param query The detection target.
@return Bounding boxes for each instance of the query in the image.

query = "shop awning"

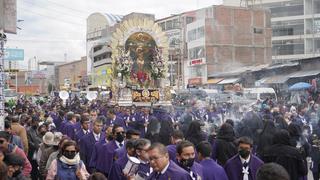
[218,78,240,85]
[289,70,320,78]
[206,78,223,84]
[258,75,290,84]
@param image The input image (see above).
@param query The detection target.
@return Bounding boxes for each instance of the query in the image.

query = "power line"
[45,0,90,15]
[20,0,87,20]
[19,7,86,27]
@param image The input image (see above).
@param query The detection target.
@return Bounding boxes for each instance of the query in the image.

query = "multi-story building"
[86,13,123,87]
[223,0,320,63]
[56,57,87,90]
[159,5,271,87]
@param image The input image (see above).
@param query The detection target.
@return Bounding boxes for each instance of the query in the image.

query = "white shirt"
[93,132,100,141]
[83,129,89,135]
[115,141,124,148]
[160,161,170,174]
[240,155,250,180]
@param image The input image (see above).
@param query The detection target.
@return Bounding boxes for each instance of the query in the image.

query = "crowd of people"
[0,94,319,180]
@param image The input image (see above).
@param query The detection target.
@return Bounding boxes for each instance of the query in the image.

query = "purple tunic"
[166,144,177,162]
[89,139,107,171]
[98,140,120,175]
[114,146,127,160]
[224,154,264,180]
[147,160,192,180]
[78,132,106,171]
[200,159,228,180]
[108,155,129,180]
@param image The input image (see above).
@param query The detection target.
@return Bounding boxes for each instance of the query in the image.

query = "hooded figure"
[211,123,237,166]
[261,129,308,180]
[256,120,277,157]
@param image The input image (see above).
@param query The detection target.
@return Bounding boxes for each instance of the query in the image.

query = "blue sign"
[4,49,24,61]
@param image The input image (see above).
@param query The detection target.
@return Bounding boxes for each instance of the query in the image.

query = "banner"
[132,89,159,102]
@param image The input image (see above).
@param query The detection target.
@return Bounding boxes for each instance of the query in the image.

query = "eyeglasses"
[149,156,165,162]
[64,150,76,153]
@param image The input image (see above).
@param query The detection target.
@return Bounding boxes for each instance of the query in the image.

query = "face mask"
[115,133,124,142]
[238,149,250,159]
[63,151,77,159]
[179,158,195,170]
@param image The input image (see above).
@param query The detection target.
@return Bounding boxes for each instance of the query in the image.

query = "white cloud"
[6,0,222,69]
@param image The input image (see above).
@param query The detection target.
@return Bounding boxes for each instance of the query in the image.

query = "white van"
[243,88,277,101]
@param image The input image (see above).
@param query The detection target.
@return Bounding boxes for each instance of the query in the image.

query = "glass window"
[189,46,204,59]
[187,26,204,42]
[189,66,203,77]
[186,17,194,24]
[264,0,304,17]
[166,20,173,30]
[272,20,304,36]
[272,39,304,55]
[159,22,165,31]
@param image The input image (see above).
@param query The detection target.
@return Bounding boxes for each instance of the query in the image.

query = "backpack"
[55,159,83,180]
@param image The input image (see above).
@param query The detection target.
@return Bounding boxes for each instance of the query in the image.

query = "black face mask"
[238,149,250,159]
[115,133,124,142]
[63,151,77,159]
[179,158,195,170]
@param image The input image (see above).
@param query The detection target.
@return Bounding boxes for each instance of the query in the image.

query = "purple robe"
[74,128,88,143]
[79,132,106,171]
[224,154,264,180]
[166,144,177,162]
[200,159,228,180]
[136,162,152,179]
[108,155,129,180]
[63,121,76,140]
[98,140,120,175]
[89,138,107,171]
[147,160,192,180]
[114,146,127,160]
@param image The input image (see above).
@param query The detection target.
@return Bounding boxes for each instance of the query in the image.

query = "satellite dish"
[86,91,98,101]
[59,91,69,100]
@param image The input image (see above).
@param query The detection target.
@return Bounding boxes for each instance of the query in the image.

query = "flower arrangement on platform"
[115,48,133,80]
[151,47,167,79]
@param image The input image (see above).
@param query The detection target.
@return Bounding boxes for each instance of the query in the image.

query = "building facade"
[56,57,87,90]
[158,5,271,87]
[223,0,320,62]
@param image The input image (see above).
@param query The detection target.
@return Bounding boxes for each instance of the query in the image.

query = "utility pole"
[0,29,7,131]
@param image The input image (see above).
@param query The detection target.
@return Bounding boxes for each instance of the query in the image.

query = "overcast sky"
[6,0,222,70]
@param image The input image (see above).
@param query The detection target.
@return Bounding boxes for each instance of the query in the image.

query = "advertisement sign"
[188,77,202,85]
[189,58,205,66]
[4,48,24,61]
[132,89,159,102]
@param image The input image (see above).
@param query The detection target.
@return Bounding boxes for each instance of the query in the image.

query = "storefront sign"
[188,78,202,85]
[132,89,159,102]
[189,58,205,66]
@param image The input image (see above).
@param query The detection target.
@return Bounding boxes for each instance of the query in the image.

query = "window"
[189,66,203,77]
[189,46,204,59]
[166,20,173,30]
[272,20,304,36]
[186,17,194,24]
[187,26,204,42]
[253,28,263,34]
[159,22,165,31]
[265,0,304,18]
[272,39,304,55]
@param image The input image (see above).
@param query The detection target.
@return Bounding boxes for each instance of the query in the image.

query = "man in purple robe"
[108,140,136,180]
[52,110,64,132]
[78,118,105,172]
[61,112,77,139]
[136,107,152,137]
[176,140,204,180]
[94,125,125,177]
[114,129,141,160]
[74,116,90,143]
[147,143,192,180]
[134,138,152,179]
[89,126,112,172]
[196,141,228,180]
[107,109,127,129]
[224,136,264,180]
[166,130,184,162]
